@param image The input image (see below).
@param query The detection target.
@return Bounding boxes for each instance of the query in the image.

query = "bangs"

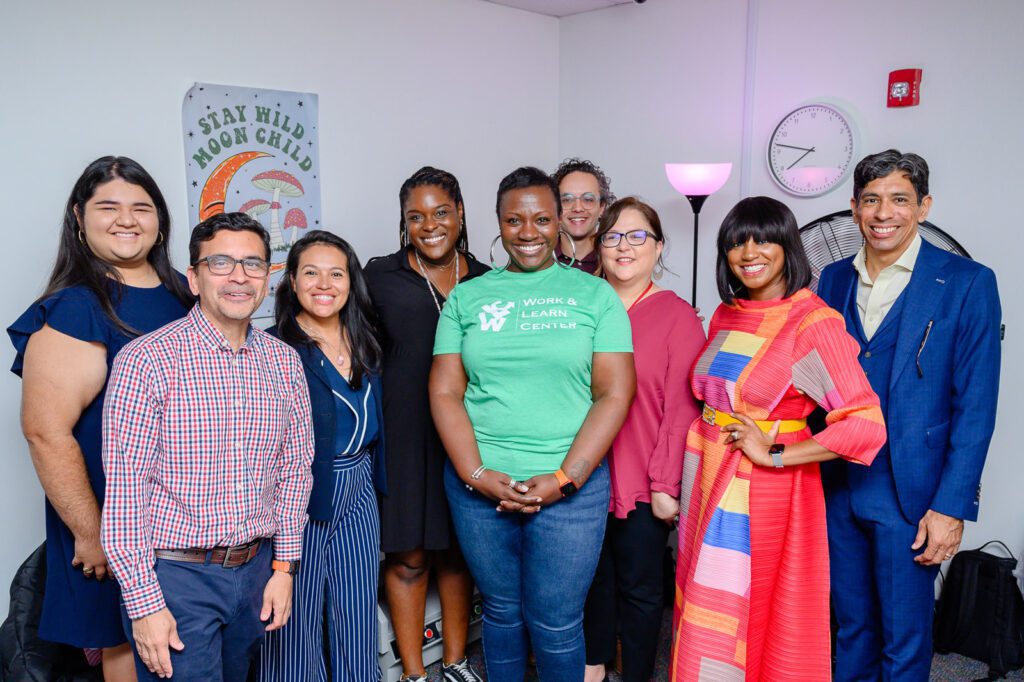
[717,199,792,252]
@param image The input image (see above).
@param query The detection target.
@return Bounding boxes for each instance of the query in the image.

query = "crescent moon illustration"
[198,151,272,220]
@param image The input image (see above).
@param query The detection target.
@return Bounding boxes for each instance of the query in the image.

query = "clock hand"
[775,143,814,152]
[787,147,816,170]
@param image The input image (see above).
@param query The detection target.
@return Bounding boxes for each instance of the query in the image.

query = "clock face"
[767,104,855,197]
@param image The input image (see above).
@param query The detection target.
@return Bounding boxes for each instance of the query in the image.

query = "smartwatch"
[769,443,785,468]
[554,469,578,498]
[272,559,301,576]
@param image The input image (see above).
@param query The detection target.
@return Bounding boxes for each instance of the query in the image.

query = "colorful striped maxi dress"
[671,289,886,681]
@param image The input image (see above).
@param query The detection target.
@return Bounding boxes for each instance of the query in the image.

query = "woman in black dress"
[364,167,488,682]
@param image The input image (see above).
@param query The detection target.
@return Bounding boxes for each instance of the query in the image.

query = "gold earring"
[77,229,86,245]
[156,231,165,245]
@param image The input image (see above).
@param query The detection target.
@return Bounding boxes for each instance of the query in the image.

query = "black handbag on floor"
[933,540,1024,680]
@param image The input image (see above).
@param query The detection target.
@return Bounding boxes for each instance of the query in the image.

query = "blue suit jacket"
[817,239,1001,522]
[268,327,388,522]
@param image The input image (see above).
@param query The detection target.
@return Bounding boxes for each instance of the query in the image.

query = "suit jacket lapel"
[297,343,332,391]
[890,241,948,388]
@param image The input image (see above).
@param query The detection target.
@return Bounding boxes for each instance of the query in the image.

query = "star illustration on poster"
[182,82,321,320]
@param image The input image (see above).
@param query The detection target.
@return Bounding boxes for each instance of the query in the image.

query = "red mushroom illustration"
[238,198,271,222]
[284,208,308,245]
[251,170,304,250]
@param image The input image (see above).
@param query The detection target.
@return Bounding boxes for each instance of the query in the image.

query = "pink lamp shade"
[664,163,733,197]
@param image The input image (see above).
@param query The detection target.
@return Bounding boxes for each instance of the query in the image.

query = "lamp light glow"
[664,162,733,306]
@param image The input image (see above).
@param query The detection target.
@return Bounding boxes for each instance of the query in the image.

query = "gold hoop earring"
[77,229,86,245]
[156,231,165,245]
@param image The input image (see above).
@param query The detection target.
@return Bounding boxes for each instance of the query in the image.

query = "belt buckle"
[222,544,245,568]
[702,404,716,426]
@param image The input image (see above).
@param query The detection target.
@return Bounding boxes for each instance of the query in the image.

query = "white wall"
[561,0,1022,559]
[0,0,558,614]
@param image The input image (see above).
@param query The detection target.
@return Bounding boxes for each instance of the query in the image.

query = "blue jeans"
[444,460,610,682]
[121,541,272,682]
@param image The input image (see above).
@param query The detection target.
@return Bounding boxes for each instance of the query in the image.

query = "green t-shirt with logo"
[433,264,633,479]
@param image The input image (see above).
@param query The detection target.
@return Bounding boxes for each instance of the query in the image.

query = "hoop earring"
[489,235,509,271]
[156,231,165,246]
[77,229,86,246]
[555,230,576,269]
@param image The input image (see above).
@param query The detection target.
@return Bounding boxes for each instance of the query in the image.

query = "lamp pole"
[685,194,709,307]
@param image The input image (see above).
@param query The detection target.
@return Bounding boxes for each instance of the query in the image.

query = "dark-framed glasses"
[560,192,599,209]
[599,230,657,248]
[194,254,270,278]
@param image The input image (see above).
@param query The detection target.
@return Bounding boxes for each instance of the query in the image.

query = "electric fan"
[799,210,971,291]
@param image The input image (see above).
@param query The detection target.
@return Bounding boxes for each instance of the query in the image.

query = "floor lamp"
[664,163,733,306]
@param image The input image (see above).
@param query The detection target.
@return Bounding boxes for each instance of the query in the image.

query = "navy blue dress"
[8,282,189,648]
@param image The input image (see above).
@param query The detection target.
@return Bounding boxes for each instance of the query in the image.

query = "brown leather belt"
[154,538,264,568]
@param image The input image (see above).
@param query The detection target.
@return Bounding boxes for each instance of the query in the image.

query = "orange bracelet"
[554,469,573,486]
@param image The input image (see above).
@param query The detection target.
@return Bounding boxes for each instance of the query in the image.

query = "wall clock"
[767,103,855,197]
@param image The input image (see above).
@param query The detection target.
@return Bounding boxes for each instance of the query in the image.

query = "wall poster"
[182,82,321,319]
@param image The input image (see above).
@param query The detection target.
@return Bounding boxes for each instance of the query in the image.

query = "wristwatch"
[769,443,785,468]
[554,469,578,498]
[272,559,301,576]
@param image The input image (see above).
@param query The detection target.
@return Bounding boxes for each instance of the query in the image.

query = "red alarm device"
[888,69,923,107]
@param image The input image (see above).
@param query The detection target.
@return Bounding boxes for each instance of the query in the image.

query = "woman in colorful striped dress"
[671,197,886,681]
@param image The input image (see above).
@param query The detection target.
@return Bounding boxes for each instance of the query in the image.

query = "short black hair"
[853,149,929,204]
[398,166,470,252]
[552,158,615,206]
[189,211,271,264]
[496,166,561,218]
[715,196,811,303]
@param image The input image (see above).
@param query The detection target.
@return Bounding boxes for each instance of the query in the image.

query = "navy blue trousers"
[827,464,940,682]
[121,540,272,681]
[259,452,382,681]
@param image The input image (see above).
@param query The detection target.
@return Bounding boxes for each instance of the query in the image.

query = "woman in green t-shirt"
[430,167,636,681]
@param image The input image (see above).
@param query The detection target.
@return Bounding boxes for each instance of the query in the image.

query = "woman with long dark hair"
[670,197,885,680]
[365,167,488,682]
[8,156,193,680]
[259,230,386,681]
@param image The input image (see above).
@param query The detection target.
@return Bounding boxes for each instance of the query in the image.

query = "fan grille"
[799,210,970,291]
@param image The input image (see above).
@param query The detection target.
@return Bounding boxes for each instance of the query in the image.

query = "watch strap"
[554,469,572,486]
[769,443,785,468]
[272,559,300,576]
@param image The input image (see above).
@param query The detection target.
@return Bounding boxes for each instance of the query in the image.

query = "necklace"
[626,281,655,313]
[300,323,350,372]
[414,249,460,314]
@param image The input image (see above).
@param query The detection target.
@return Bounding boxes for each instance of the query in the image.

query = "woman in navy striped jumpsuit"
[261,230,387,681]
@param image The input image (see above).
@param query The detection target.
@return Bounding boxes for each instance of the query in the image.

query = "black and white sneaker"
[442,657,483,682]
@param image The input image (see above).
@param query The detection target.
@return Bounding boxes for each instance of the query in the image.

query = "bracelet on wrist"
[470,465,487,480]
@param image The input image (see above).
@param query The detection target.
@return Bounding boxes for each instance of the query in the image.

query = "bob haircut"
[594,196,666,278]
[715,196,812,304]
[495,166,562,218]
[274,230,382,389]
[43,155,194,336]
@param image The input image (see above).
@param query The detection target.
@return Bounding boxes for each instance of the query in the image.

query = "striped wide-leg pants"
[259,452,382,682]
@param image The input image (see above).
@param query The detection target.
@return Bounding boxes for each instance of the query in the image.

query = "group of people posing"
[9,149,1001,682]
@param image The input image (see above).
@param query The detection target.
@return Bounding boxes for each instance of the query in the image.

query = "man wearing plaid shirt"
[101,212,314,680]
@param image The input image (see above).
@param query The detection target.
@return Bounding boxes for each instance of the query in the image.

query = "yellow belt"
[701,405,807,434]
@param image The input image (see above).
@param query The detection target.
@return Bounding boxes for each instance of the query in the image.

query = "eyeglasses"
[599,230,657,248]
[194,255,270,278]
[560,192,599,209]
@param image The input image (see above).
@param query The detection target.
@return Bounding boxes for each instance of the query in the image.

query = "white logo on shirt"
[479,301,515,332]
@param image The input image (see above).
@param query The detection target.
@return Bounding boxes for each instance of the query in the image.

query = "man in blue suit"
[817,150,1002,681]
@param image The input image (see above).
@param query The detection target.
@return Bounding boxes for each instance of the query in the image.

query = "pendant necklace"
[300,323,349,373]
[414,249,460,314]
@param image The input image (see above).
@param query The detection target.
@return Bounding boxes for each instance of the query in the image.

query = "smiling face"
[599,208,663,288]
[852,170,931,260]
[727,237,787,300]
[499,186,559,272]
[558,171,604,240]
[404,184,463,265]
[74,178,160,271]
[187,229,270,331]
[292,243,350,323]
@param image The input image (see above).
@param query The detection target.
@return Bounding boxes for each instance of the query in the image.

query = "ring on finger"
[507,479,518,489]
[731,431,740,442]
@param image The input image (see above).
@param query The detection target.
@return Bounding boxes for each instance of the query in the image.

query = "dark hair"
[594,196,667,277]
[274,230,382,389]
[552,158,616,206]
[41,156,194,336]
[189,212,271,264]
[495,166,561,218]
[398,166,469,252]
[853,149,929,204]
[715,196,811,303]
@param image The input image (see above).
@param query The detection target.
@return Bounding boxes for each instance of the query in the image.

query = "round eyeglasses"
[194,254,270,278]
[599,230,657,248]
[560,192,599,209]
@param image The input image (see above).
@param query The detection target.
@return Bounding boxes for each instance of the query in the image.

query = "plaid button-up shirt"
[101,305,314,619]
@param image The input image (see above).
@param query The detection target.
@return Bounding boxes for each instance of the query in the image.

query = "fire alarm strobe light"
[888,68,922,107]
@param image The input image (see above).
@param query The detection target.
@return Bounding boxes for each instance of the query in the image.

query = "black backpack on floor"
[934,541,1024,680]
